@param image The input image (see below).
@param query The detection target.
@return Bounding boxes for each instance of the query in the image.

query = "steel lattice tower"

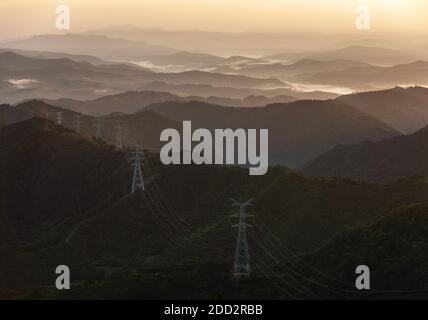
[230,198,254,277]
[130,147,145,194]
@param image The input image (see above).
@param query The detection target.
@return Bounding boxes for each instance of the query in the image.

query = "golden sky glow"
[0,0,427,39]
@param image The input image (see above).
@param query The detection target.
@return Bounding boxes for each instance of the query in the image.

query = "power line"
[143,151,229,242]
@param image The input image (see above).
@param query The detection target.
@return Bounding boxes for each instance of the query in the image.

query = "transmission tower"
[114,122,124,151]
[73,114,82,133]
[130,147,145,194]
[56,112,64,126]
[230,198,254,277]
[93,116,103,139]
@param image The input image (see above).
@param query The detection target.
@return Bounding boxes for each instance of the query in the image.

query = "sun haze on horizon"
[0,0,427,39]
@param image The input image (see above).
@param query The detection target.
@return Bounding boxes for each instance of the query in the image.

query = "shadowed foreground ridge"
[1,118,428,299]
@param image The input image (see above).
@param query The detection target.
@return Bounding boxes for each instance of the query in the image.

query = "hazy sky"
[0,0,427,39]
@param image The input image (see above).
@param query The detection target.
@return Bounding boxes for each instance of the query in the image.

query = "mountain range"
[301,124,428,183]
[337,86,428,133]
[0,100,174,155]
[309,201,428,298]
[0,48,113,65]
[3,26,428,300]
[45,91,299,115]
[44,86,428,147]
[0,51,285,103]
[232,59,371,79]
[0,33,175,61]
[144,99,399,166]
[84,25,428,59]
[137,81,338,100]
[263,45,421,65]
[0,98,399,168]
[142,50,266,68]
[2,118,428,298]
[306,45,418,66]
[297,60,428,91]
